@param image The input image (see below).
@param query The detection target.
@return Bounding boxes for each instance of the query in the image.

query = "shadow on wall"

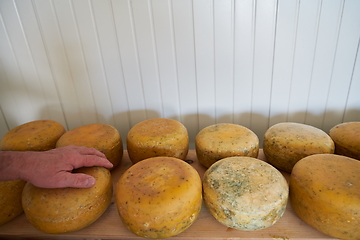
[3,105,359,150]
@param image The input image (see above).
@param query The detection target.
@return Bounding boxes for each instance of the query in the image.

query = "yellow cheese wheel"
[126,118,189,164]
[329,122,360,160]
[0,120,66,151]
[290,154,360,240]
[22,167,112,234]
[56,123,123,169]
[116,157,202,239]
[195,123,259,168]
[0,180,26,226]
[203,156,288,231]
[263,122,334,173]
[0,119,65,226]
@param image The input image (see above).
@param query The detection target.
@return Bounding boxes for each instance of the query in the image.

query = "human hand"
[20,145,113,188]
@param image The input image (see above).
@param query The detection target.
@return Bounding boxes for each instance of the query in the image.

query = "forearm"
[0,151,29,182]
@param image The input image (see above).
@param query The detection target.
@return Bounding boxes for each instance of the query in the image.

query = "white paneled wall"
[0,0,359,148]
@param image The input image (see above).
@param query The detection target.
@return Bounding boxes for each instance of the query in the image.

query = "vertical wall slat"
[193,0,216,130]
[322,0,360,131]
[233,0,255,129]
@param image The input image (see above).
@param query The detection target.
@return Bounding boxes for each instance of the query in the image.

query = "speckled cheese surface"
[203,156,288,231]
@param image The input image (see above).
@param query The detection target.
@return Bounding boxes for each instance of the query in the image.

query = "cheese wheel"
[263,122,334,173]
[126,118,189,164]
[56,123,123,169]
[0,180,26,226]
[22,167,112,234]
[203,156,288,231]
[0,120,66,151]
[195,123,259,168]
[0,120,65,226]
[116,157,202,239]
[290,154,360,240]
[329,122,360,160]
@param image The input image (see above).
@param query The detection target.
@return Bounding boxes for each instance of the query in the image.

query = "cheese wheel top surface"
[203,156,288,231]
[127,118,188,143]
[329,121,360,160]
[263,122,334,172]
[290,154,360,239]
[116,156,202,238]
[196,123,259,151]
[56,123,121,149]
[0,120,65,151]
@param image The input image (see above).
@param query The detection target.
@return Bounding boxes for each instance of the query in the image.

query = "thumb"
[64,173,96,188]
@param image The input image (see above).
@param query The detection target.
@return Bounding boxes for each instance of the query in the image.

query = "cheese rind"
[116,157,202,239]
[0,120,65,151]
[126,118,189,164]
[263,122,334,173]
[203,156,288,231]
[22,167,112,234]
[56,123,123,169]
[329,122,360,160]
[0,180,26,226]
[0,120,65,226]
[195,123,259,168]
[290,154,360,240]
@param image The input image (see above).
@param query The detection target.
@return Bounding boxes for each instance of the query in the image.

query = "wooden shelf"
[0,150,334,239]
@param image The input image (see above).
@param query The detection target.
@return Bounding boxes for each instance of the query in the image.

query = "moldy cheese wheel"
[0,119,66,151]
[263,122,334,173]
[116,156,202,239]
[203,156,288,231]
[290,154,360,240]
[56,123,123,169]
[22,166,112,234]
[195,123,259,168]
[329,122,360,160]
[0,119,65,226]
[126,118,189,164]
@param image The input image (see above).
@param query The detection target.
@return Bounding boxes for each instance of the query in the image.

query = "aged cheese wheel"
[0,120,66,151]
[203,156,288,231]
[22,167,112,234]
[56,123,123,169]
[329,122,360,160]
[263,122,334,173]
[195,123,259,168]
[290,154,360,240]
[0,119,65,226]
[0,180,27,226]
[116,156,202,239]
[126,118,189,164]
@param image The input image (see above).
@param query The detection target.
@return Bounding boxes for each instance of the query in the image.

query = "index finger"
[74,154,114,169]
[76,146,107,159]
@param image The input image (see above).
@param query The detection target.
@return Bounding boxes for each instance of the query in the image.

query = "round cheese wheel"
[329,122,360,160]
[0,180,26,226]
[203,156,288,231]
[195,123,259,168]
[22,167,112,234]
[263,122,334,173]
[290,154,360,240]
[126,118,189,164]
[56,123,123,169]
[0,120,66,151]
[0,119,65,226]
[116,156,202,239]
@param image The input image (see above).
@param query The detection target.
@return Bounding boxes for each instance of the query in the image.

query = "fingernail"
[85,177,96,187]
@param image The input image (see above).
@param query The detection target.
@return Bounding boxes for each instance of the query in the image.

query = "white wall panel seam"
[321,0,345,129]
[30,0,68,129]
[285,0,301,123]
[109,0,132,127]
[148,0,164,118]
[128,0,148,120]
[303,0,323,125]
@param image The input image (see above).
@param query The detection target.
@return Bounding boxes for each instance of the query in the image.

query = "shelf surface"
[0,150,334,239]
